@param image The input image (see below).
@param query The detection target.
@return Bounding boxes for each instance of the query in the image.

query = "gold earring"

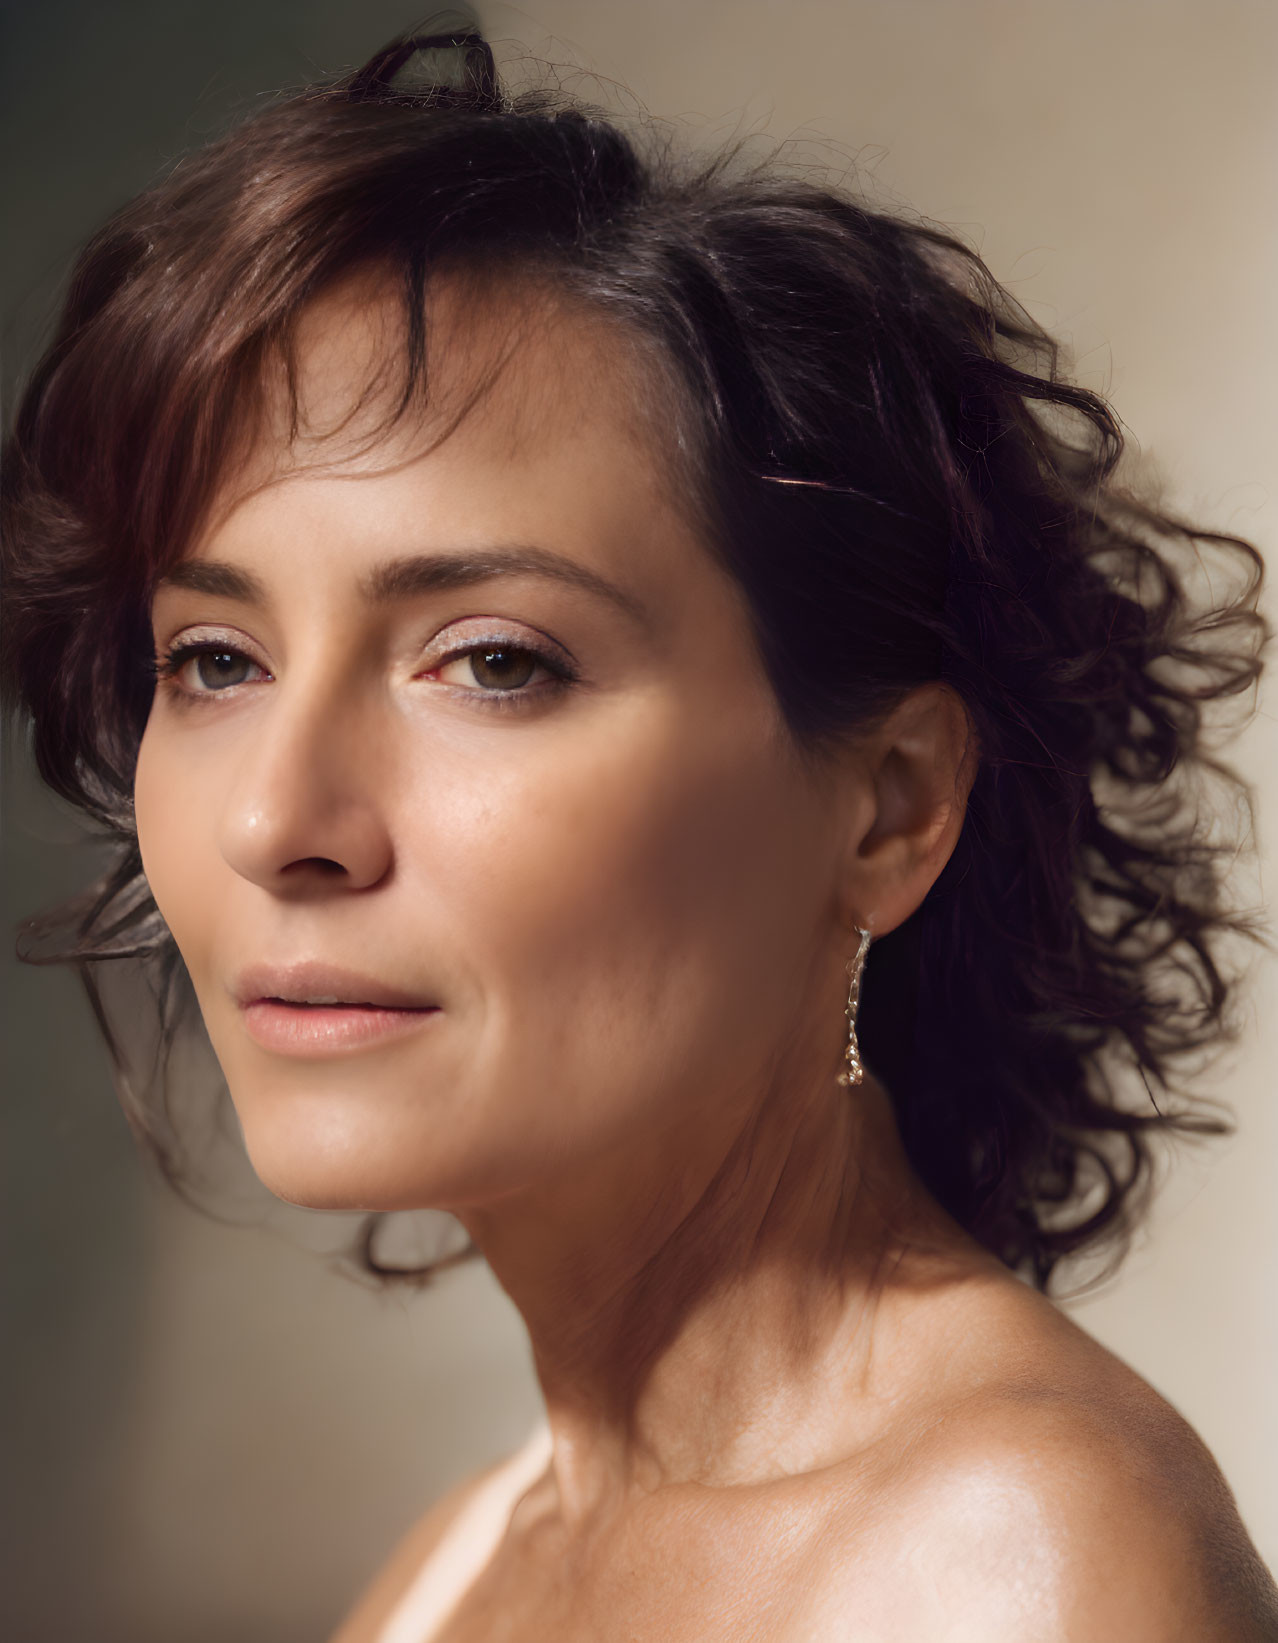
[835,926,872,1088]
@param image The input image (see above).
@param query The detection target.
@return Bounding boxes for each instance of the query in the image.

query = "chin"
[241,1129,446,1214]
[228,1084,517,1215]
[243,1144,453,1214]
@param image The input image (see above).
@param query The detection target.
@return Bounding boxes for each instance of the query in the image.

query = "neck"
[458,1053,961,1526]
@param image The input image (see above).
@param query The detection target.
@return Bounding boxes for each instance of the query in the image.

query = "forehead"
[242,267,688,491]
[181,267,729,631]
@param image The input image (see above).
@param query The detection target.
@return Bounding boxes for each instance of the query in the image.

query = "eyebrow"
[157,547,650,628]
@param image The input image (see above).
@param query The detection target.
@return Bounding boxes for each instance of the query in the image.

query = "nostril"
[218,771,394,893]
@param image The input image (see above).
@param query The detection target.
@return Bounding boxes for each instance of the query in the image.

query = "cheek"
[133,725,220,973]
[412,696,823,1137]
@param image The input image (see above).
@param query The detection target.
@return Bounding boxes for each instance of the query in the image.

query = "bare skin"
[133,274,1277,1642]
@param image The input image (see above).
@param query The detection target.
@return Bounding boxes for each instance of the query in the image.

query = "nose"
[217,689,394,895]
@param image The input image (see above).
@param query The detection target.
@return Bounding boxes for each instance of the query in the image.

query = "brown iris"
[469,648,537,689]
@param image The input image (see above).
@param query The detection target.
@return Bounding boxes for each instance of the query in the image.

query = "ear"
[834,682,978,939]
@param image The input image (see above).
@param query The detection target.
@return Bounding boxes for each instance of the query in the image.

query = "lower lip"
[242,1001,441,1056]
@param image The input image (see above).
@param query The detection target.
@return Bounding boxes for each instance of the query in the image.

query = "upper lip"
[232,961,437,1010]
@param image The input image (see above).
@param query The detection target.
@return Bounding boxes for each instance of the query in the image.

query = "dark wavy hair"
[2,22,1268,1291]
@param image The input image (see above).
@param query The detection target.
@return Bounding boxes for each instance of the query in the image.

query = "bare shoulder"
[898,1379,1277,1640]
[328,1454,513,1643]
[813,1274,1278,1641]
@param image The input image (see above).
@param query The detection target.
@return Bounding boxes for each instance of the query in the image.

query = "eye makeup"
[153,637,272,696]
[151,625,581,713]
[423,637,579,712]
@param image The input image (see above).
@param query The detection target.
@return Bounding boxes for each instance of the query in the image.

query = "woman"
[4,21,1276,1641]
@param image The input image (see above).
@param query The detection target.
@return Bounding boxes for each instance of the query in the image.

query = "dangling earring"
[835,926,872,1088]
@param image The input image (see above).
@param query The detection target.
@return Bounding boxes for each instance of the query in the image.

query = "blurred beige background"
[3,1,1275,1638]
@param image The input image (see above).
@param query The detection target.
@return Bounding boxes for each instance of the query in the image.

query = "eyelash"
[152,637,579,712]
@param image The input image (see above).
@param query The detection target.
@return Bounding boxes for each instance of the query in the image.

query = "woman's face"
[134,280,856,1214]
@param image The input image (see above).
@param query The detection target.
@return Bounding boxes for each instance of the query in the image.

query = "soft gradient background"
[3,2,1275,1638]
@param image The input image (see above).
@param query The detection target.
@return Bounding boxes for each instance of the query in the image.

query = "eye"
[429,640,576,700]
[440,645,540,690]
[156,640,270,695]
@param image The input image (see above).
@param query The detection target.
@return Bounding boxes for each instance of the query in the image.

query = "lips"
[233,961,435,1011]
[232,962,440,1057]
